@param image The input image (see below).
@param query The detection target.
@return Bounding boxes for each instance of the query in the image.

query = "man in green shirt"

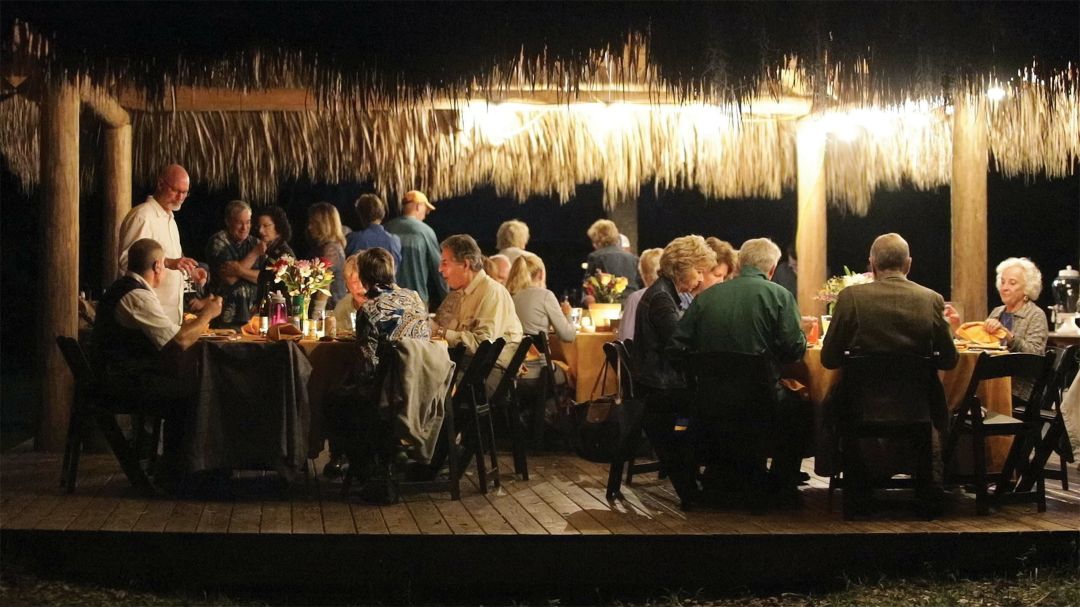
[670,237,810,508]
[384,190,448,309]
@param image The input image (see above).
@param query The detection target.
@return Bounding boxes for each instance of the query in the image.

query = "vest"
[91,275,162,373]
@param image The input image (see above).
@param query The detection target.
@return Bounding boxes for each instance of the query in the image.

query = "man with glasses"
[118,163,207,324]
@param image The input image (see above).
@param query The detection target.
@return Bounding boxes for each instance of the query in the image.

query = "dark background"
[2,2,1078,444]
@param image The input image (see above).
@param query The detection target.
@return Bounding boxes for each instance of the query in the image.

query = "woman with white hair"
[984,257,1048,353]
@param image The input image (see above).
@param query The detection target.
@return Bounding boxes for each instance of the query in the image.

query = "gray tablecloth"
[186,340,313,473]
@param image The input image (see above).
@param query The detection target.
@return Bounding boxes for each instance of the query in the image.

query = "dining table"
[785,345,1014,476]
[548,329,619,403]
[186,332,360,475]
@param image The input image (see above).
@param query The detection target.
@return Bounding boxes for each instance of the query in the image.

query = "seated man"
[670,237,810,508]
[433,234,523,390]
[820,233,958,512]
[92,238,223,483]
[205,199,261,327]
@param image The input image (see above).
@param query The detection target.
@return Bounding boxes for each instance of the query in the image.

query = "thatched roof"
[1,2,1077,214]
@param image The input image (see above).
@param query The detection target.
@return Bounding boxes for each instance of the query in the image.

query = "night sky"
[2,2,1078,434]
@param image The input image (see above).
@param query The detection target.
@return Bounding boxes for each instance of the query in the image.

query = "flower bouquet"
[584,270,629,304]
[270,255,335,318]
[816,266,873,312]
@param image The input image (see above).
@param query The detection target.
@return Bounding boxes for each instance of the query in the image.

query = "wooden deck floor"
[3,450,1078,536]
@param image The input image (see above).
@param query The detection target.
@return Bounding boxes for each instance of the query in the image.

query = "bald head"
[155,164,191,212]
[869,233,911,275]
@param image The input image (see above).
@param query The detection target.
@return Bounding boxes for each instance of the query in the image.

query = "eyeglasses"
[163,182,189,196]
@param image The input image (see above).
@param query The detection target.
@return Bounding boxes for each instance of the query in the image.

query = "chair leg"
[503,389,529,480]
[973,430,989,515]
[483,407,501,490]
[444,410,461,501]
[606,459,625,500]
[96,412,156,496]
[62,405,83,493]
[1060,453,1070,491]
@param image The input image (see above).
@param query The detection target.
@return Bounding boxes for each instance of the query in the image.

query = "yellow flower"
[599,273,612,286]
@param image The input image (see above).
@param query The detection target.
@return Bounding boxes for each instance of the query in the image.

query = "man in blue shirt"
[384,190,447,309]
[345,194,402,267]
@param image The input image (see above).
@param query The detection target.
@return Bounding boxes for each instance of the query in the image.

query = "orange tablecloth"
[786,347,1013,472]
[548,330,618,403]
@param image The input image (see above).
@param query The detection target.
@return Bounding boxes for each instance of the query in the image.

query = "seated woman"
[618,248,663,342]
[253,205,295,304]
[630,235,717,509]
[334,248,430,483]
[985,257,1048,354]
[332,252,367,333]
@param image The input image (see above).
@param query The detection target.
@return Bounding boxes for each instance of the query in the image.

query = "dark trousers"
[103,367,192,473]
[640,386,698,501]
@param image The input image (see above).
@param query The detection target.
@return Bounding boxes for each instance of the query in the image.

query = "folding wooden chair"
[488,336,535,480]
[1014,344,1079,493]
[828,351,944,519]
[452,338,506,494]
[342,341,461,502]
[603,339,660,500]
[944,351,1055,514]
[56,336,157,496]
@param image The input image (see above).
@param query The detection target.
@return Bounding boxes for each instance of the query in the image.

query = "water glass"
[820,314,832,338]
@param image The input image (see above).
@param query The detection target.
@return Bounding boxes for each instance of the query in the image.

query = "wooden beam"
[796,120,828,318]
[117,86,318,112]
[103,124,132,287]
[113,84,812,116]
[951,96,989,323]
[79,80,130,127]
[38,82,80,452]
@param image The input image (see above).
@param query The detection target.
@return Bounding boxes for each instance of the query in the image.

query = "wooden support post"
[103,124,132,287]
[38,82,80,451]
[796,120,828,317]
[951,96,989,322]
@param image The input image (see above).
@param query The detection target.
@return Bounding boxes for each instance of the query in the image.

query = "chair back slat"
[490,337,533,405]
[840,352,942,424]
[56,336,94,388]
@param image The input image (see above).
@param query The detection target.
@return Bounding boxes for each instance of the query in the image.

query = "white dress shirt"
[115,273,180,350]
[118,196,185,324]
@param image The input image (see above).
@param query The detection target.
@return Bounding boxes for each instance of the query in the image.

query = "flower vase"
[291,294,310,321]
[588,302,622,330]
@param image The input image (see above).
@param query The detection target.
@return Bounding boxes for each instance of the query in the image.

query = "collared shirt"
[345,224,403,267]
[118,196,185,324]
[671,267,806,382]
[384,215,447,305]
[114,272,180,350]
[443,270,523,369]
[205,230,260,325]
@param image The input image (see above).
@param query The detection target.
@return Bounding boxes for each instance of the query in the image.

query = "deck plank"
[164,501,205,533]
[196,501,233,533]
[433,499,484,535]
[291,501,325,534]
[228,502,262,534]
[131,500,176,533]
[381,503,421,534]
[351,503,389,534]
[259,502,293,534]
[320,500,357,535]
[405,500,453,535]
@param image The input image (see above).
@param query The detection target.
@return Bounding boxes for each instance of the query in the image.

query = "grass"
[2,558,1078,607]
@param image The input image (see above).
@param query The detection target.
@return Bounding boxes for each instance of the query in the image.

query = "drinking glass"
[820,314,832,338]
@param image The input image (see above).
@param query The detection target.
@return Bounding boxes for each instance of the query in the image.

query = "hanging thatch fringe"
[1,30,1077,215]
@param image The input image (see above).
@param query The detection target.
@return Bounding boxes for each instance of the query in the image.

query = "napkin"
[241,317,261,336]
[268,323,303,341]
[956,321,1007,346]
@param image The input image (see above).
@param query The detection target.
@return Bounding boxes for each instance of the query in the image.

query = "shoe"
[322,454,349,479]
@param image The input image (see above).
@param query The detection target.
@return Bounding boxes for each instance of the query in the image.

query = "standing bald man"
[118,164,207,324]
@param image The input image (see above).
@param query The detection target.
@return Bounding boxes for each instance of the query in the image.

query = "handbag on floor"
[566,354,644,463]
